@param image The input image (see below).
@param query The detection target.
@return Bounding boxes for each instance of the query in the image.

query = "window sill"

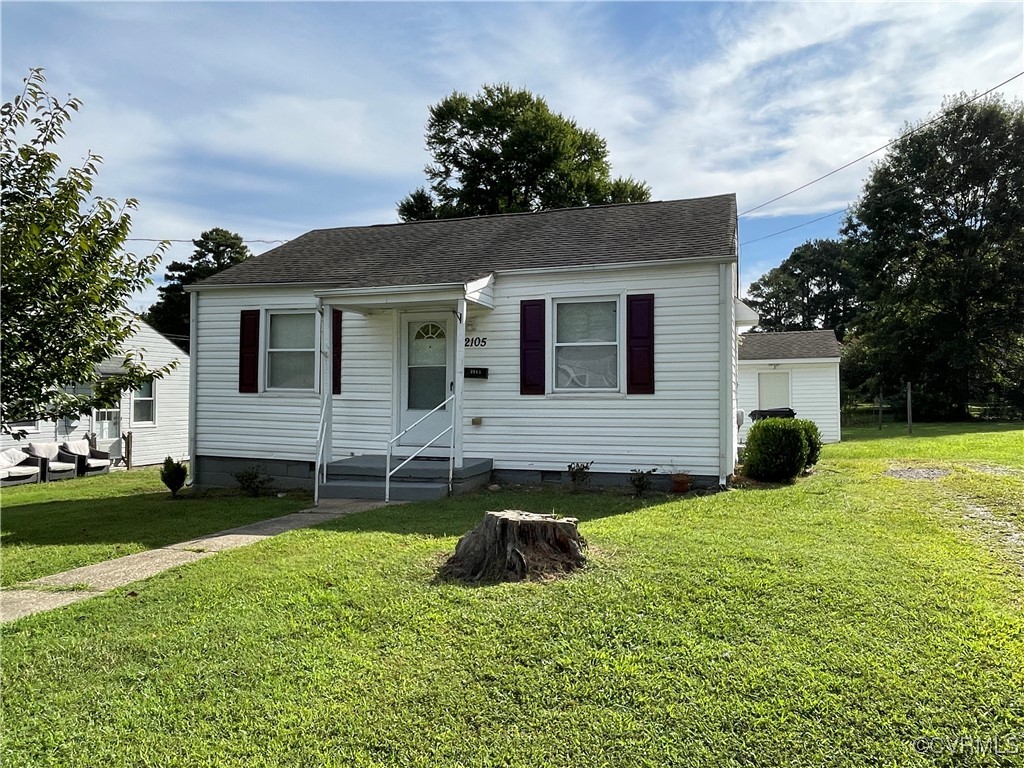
[545,391,627,400]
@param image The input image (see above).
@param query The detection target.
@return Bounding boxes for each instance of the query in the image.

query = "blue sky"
[3,1,1022,310]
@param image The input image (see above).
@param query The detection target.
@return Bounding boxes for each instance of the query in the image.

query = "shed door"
[758,372,791,409]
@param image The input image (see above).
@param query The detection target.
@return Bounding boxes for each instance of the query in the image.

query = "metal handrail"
[386,394,455,503]
[313,394,329,505]
[388,395,454,446]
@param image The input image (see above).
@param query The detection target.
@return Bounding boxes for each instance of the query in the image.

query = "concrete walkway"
[1,498,383,624]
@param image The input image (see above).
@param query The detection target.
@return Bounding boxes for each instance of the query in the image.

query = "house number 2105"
[465,337,487,347]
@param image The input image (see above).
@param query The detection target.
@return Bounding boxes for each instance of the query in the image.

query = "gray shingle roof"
[739,330,842,361]
[196,194,737,290]
[96,356,127,377]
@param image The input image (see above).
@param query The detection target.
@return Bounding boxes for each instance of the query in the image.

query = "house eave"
[738,357,840,365]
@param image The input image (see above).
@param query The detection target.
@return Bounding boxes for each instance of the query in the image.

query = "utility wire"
[125,238,288,244]
[737,70,1024,218]
[740,208,846,246]
[738,133,1018,247]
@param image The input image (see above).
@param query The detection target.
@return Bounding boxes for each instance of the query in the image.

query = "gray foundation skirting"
[194,455,720,493]
[491,469,720,490]
[193,455,315,490]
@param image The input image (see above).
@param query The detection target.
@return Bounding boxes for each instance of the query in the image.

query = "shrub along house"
[737,329,842,444]
[187,194,757,501]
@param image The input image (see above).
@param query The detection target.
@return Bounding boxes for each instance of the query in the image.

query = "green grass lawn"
[838,421,1024,467]
[3,425,1023,767]
[0,466,311,586]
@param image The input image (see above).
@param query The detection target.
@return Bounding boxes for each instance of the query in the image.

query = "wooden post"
[906,382,913,435]
[122,431,133,470]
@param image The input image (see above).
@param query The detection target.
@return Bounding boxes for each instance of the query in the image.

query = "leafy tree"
[144,228,251,350]
[747,239,859,338]
[397,84,651,221]
[1,69,173,436]
[844,92,1024,419]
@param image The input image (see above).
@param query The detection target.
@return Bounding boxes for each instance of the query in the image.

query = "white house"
[187,195,757,500]
[737,330,842,443]
[3,319,191,467]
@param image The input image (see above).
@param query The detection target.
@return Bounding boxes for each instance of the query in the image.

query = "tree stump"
[440,510,587,583]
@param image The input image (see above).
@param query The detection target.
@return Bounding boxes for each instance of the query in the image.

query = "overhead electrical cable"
[737,70,1023,218]
[738,133,1018,247]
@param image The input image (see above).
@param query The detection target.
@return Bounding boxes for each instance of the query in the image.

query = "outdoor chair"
[0,447,43,486]
[26,441,79,482]
[61,439,112,477]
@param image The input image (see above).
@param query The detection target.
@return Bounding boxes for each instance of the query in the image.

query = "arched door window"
[408,322,448,410]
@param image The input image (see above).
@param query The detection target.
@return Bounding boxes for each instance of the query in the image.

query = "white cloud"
[3,0,1021,307]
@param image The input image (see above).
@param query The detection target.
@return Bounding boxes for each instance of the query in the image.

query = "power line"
[125,238,288,244]
[740,208,846,246]
[738,132,1018,247]
[737,70,1024,218]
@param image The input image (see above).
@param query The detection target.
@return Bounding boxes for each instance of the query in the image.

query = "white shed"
[737,330,842,443]
[2,319,191,467]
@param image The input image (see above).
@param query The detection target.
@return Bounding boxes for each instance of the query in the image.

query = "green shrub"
[566,461,593,492]
[233,465,273,497]
[794,419,823,467]
[744,418,808,482]
[160,456,188,499]
[629,468,657,497]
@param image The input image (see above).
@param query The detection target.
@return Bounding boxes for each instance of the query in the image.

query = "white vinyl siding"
[461,263,724,476]
[738,361,841,443]
[193,288,320,462]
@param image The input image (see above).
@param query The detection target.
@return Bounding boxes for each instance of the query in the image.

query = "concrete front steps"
[320,455,493,501]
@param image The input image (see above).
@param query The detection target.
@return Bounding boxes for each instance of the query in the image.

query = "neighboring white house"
[2,319,191,467]
[737,330,842,443]
[187,195,758,498]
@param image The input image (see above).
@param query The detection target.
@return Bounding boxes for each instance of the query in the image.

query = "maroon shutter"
[238,310,260,393]
[627,294,655,394]
[331,309,343,395]
[520,299,545,395]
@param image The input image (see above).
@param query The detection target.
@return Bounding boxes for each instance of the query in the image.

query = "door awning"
[313,274,494,315]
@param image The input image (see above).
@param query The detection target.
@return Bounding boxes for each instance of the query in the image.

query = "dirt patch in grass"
[883,467,951,481]
[961,502,1024,576]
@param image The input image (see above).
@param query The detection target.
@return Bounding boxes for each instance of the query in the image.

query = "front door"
[93,408,122,460]
[399,314,454,449]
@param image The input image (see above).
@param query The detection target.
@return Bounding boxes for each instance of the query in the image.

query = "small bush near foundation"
[566,461,593,492]
[794,419,823,467]
[629,468,657,497]
[744,419,808,482]
[233,465,273,497]
[160,457,188,499]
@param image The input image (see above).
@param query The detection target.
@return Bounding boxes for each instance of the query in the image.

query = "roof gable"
[739,330,842,361]
[196,194,737,290]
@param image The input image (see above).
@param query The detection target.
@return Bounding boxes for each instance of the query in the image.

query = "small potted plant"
[668,469,693,494]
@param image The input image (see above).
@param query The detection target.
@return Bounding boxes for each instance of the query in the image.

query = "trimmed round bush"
[743,418,809,482]
[794,419,823,467]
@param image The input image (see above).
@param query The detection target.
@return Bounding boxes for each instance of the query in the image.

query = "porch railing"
[313,392,330,506]
[385,394,455,503]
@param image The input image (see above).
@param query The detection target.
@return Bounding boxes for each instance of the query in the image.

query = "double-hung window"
[266,312,316,390]
[554,298,619,391]
[132,380,156,424]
